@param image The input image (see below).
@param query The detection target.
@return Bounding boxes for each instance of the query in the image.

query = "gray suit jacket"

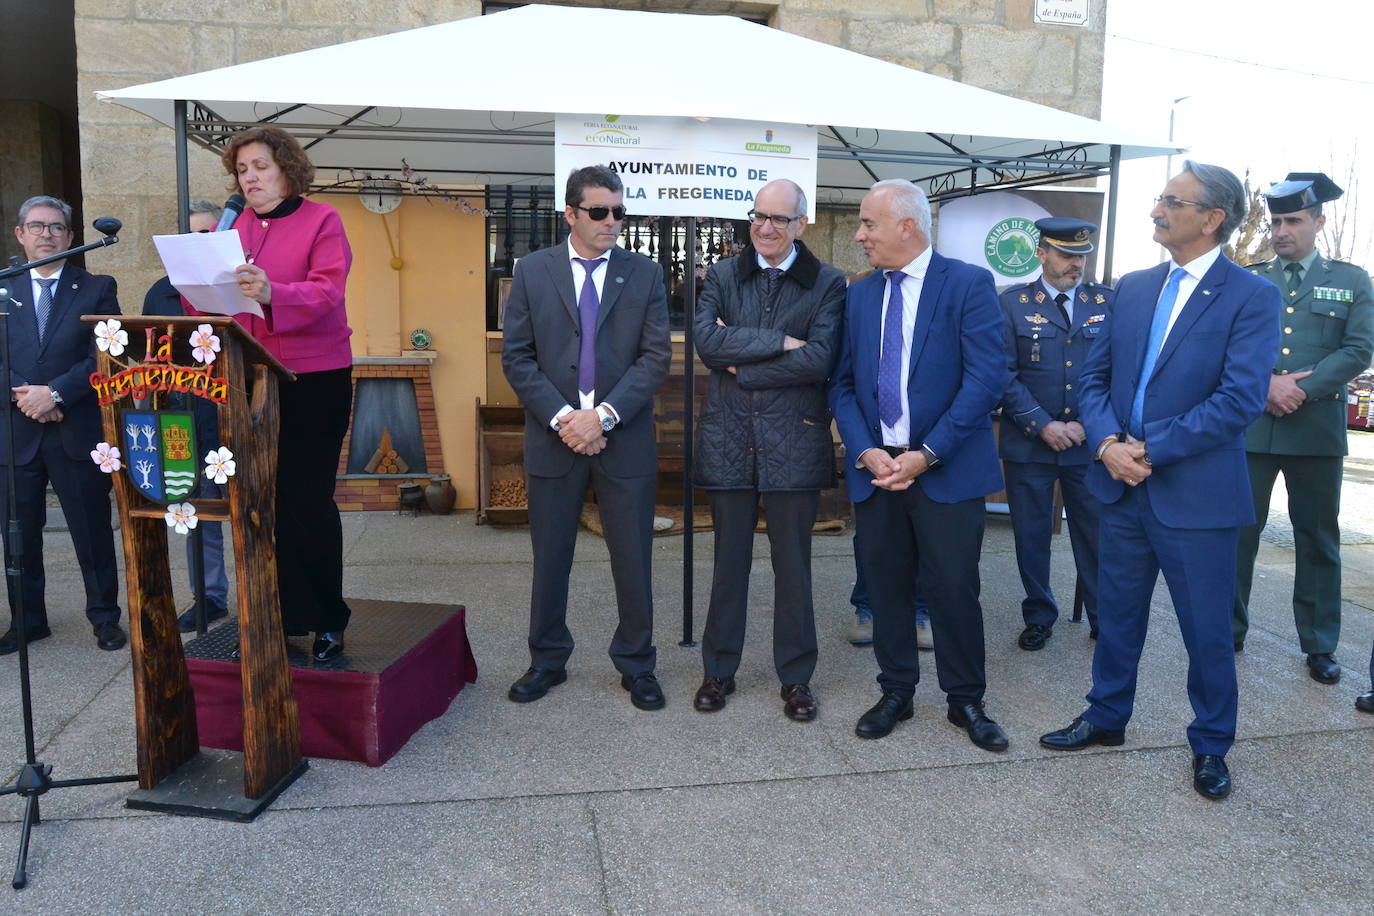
[501,242,671,478]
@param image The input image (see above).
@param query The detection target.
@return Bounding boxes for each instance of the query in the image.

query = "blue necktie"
[35,278,56,341]
[573,257,605,397]
[877,270,908,428]
[1129,267,1187,437]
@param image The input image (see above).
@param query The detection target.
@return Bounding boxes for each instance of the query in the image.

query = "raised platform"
[185,599,477,767]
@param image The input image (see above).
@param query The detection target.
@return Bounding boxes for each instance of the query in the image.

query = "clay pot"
[424,474,457,515]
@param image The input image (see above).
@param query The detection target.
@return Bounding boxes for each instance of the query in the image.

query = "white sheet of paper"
[152,230,264,319]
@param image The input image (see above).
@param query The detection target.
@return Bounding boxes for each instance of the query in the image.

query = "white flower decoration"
[190,324,221,364]
[90,442,122,473]
[93,319,128,357]
[164,502,199,535]
[204,446,236,484]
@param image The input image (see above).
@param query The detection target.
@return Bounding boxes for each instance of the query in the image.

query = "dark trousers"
[850,521,928,618]
[1,427,121,629]
[701,489,818,684]
[1234,453,1343,653]
[275,368,352,633]
[526,460,657,676]
[1085,484,1238,756]
[854,484,987,705]
[1003,460,1100,628]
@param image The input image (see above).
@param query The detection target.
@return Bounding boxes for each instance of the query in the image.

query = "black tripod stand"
[0,218,138,889]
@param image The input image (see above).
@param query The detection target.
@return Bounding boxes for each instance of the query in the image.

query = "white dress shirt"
[879,246,934,448]
[1161,245,1222,340]
[29,265,65,309]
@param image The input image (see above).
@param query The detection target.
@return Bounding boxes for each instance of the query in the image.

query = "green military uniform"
[1234,250,1374,652]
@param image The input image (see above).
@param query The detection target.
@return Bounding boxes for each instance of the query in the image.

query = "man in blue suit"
[829,179,1009,751]
[1039,162,1281,801]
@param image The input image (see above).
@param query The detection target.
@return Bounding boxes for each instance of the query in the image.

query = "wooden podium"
[82,314,305,819]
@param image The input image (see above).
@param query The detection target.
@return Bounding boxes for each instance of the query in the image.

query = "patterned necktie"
[35,277,56,341]
[1285,261,1302,296]
[1054,291,1071,325]
[877,270,908,427]
[1129,267,1187,437]
[761,267,783,305]
[573,257,606,397]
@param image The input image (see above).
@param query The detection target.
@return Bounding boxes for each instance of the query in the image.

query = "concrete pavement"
[2,433,1372,913]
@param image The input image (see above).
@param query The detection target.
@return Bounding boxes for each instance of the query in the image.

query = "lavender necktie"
[35,278,56,341]
[877,270,908,427]
[574,257,606,397]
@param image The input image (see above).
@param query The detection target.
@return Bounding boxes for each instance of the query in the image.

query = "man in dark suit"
[690,179,846,722]
[143,199,231,632]
[999,218,1112,650]
[829,179,1010,751]
[1233,172,1374,680]
[502,166,671,710]
[0,195,125,653]
[1039,162,1281,801]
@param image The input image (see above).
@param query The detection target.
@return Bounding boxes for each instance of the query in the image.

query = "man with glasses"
[1039,162,1280,801]
[0,196,125,654]
[143,199,231,632]
[690,180,845,721]
[502,166,671,710]
[1231,174,1373,687]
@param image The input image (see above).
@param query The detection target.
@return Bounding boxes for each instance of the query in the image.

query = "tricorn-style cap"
[1265,172,1344,214]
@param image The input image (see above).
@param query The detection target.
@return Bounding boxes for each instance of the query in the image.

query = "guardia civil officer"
[1233,173,1374,685]
[998,218,1113,650]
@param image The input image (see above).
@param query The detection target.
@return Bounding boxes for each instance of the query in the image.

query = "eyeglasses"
[747,210,802,230]
[573,205,627,221]
[21,221,70,236]
[1153,195,1214,210]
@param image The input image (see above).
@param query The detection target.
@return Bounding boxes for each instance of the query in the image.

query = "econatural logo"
[985,217,1040,277]
[584,115,641,145]
[745,129,791,155]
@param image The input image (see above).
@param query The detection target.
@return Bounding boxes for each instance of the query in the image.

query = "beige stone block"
[237,26,351,62]
[79,72,172,128]
[135,0,282,23]
[191,25,238,72]
[849,20,956,63]
[80,124,178,197]
[284,0,433,28]
[76,0,135,17]
[933,0,999,22]
[959,24,1075,95]
[1074,34,1105,117]
[784,0,916,16]
[1005,0,1034,28]
[772,9,842,46]
[425,0,482,23]
[77,20,194,76]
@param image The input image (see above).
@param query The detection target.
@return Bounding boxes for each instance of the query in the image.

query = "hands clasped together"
[11,385,62,423]
[558,408,606,456]
[1102,435,1151,487]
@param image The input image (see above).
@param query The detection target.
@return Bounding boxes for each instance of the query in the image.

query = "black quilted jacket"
[693,241,847,491]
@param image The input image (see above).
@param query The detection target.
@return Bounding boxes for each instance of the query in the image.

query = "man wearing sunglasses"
[143,199,232,633]
[1039,161,1281,801]
[0,196,125,654]
[503,165,671,711]
[690,179,845,721]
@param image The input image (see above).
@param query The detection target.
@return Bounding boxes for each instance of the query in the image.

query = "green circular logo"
[984,218,1040,278]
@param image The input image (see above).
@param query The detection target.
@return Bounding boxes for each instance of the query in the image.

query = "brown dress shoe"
[693,675,735,712]
[781,683,817,722]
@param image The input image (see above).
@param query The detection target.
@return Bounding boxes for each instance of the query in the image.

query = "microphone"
[214,194,246,232]
[93,217,122,237]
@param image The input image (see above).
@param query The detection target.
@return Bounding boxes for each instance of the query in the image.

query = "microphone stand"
[0,222,138,890]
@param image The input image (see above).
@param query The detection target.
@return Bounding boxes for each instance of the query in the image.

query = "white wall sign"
[554,114,817,220]
[1034,0,1090,27]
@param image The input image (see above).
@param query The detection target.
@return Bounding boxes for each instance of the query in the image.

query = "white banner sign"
[554,114,817,220]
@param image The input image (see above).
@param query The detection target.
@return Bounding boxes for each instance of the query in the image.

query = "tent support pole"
[1102,144,1121,283]
[175,100,190,234]
[680,216,697,647]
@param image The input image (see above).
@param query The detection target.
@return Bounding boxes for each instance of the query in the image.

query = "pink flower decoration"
[190,324,221,364]
[90,442,122,473]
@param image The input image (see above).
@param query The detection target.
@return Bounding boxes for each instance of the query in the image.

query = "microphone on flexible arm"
[92,217,122,238]
[214,194,246,232]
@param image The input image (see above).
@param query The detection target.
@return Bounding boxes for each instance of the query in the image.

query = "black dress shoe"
[855,692,914,739]
[0,625,51,655]
[781,683,817,722]
[1039,715,1125,750]
[1193,753,1232,800]
[508,667,567,702]
[947,702,1009,751]
[311,631,345,662]
[94,622,127,651]
[621,672,665,710]
[1356,691,1374,714]
[1306,652,1340,685]
[177,600,229,633]
[693,676,735,712]
[1017,624,1052,651]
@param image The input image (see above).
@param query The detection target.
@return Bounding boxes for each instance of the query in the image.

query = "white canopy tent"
[97,3,1177,276]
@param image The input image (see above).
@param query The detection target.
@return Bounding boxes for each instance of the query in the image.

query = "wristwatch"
[49,388,63,405]
[596,405,616,432]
